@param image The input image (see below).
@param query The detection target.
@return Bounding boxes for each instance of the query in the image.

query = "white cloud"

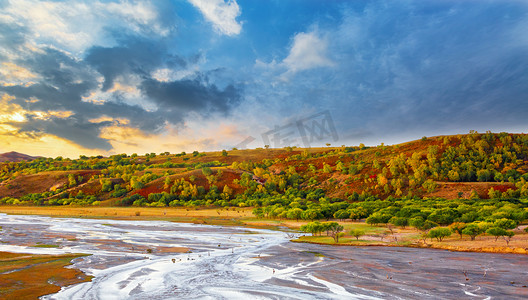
[1,0,168,55]
[82,74,158,112]
[188,0,242,36]
[253,31,335,83]
[151,65,200,82]
[282,31,334,77]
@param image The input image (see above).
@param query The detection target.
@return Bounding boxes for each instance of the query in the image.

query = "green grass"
[342,223,386,232]
[31,244,59,248]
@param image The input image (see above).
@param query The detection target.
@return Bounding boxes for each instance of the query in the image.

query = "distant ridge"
[0,151,39,162]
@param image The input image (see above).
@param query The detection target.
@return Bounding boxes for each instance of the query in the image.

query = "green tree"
[68,174,77,187]
[252,207,264,218]
[325,222,344,243]
[202,167,213,176]
[462,223,485,240]
[389,216,408,228]
[449,222,466,239]
[302,209,323,221]
[349,208,367,220]
[427,227,452,242]
[333,209,349,221]
[100,179,113,192]
[322,163,333,173]
[422,220,439,232]
[131,180,145,190]
[350,229,365,241]
[486,227,511,242]
[366,215,381,226]
[493,218,517,230]
[422,179,437,193]
[287,208,303,221]
[409,217,425,230]
[164,176,172,189]
[300,221,324,236]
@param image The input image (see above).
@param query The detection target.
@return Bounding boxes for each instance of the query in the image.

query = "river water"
[0,213,527,299]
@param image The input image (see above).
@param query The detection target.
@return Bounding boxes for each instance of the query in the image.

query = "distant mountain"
[0,151,39,162]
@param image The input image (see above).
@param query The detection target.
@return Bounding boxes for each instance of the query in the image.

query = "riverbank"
[291,223,528,255]
[292,236,528,255]
[0,206,527,255]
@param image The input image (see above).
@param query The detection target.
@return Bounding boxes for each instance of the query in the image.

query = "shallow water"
[0,213,527,299]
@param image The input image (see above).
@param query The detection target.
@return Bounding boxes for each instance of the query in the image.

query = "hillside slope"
[0,132,527,206]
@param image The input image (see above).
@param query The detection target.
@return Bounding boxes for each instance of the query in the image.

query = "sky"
[0,0,527,158]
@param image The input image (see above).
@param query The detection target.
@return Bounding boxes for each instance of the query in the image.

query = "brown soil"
[0,170,100,198]
[0,252,92,299]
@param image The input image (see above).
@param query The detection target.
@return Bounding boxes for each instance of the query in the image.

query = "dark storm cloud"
[141,78,240,114]
[3,48,97,110]
[1,34,242,150]
[85,38,241,118]
[85,39,168,91]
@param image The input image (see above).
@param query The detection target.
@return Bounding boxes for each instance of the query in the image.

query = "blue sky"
[0,0,527,157]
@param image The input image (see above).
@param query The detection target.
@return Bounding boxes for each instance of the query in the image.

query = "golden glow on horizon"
[98,124,217,156]
[1,92,248,157]
[0,129,103,158]
[1,93,74,122]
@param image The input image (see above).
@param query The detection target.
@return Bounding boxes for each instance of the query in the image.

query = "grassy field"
[0,252,92,299]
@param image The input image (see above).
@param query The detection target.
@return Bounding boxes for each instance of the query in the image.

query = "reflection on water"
[0,214,527,299]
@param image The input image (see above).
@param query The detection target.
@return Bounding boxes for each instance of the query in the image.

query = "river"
[0,213,527,299]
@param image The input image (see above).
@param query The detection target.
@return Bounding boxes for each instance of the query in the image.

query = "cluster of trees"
[300,221,344,242]
[366,132,528,196]
[0,190,100,206]
[298,212,523,245]
[413,218,520,244]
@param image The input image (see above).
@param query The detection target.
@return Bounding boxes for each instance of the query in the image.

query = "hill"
[0,151,39,162]
[1,131,528,228]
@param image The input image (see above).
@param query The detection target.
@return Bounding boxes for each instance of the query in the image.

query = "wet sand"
[0,213,527,299]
